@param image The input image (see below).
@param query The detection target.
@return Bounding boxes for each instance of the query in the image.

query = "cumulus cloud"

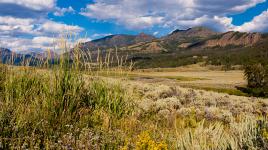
[166,15,235,32]
[234,9,268,32]
[80,1,166,29]
[0,21,84,51]
[0,35,89,53]
[80,0,265,31]
[0,0,75,19]
[0,0,85,52]
[54,6,75,16]
[32,36,56,46]
[0,36,57,53]
[0,16,83,36]
[230,0,265,11]
[0,0,55,10]
[0,0,56,19]
[36,20,83,35]
[0,16,35,36]
[0,18,84,51]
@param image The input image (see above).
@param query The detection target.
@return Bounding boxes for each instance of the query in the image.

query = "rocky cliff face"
[203,32,262,47]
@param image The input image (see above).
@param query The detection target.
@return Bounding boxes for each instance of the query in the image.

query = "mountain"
[72,26,268,68]
[0,48,13,63]
[80,33,155,50]
[80,27,265,54]
[189,31,262,48]
[2,26,267,69]
[0,48,52,65]
[162,26,218,42]
[126,28,263,52]
[112,27,218,53]
[0,48,12,56]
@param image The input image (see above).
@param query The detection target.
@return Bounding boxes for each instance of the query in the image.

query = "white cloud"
[76,38,92,43]
[80,1,166,29]
[230,0,265,11]
[0,16,84,52]
[37,20,84,35]
[0,16,33,25]
[0,0,56,10]
[0,16,84,37]
[163,15,235,32]
[54,6,75,16]
[0,16,35,36]
[0,0,85,52]
[92,33,112,38]
[125,16,164,29]
[81,0,265,31]
[32,36,56,46]
[0,36,48,52]
[234,9,268,32]
[0,35,89,53]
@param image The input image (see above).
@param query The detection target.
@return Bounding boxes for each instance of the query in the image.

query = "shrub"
[135,131,168,150]
[244,64,268,88]
[243,64,268,97]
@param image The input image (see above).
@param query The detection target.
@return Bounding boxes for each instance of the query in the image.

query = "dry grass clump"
[175,116,266,150]
[116,79,268,149]
[131,81,268,118]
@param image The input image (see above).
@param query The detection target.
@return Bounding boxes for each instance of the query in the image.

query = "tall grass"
[0,37,134,149]
[1,36,268,149]
[175,116,265,150]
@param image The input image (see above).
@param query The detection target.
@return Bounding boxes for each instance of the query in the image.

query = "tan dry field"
[130,64,246,90]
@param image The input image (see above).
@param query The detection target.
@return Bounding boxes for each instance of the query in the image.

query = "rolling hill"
[80,33,155,50]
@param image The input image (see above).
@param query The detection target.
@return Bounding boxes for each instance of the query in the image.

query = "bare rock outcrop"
[204,32,262,47]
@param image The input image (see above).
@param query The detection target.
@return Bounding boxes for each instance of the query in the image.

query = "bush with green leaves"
[243,63,268,97]
[244,64,268,88]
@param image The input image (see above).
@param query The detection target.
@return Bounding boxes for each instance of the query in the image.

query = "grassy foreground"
[1,48,268,149]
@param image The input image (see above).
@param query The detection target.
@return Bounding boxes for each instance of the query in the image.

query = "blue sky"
[0,0,268,52]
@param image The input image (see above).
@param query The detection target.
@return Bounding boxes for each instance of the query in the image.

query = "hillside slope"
[81,33,155,50]
[190,31,262,48]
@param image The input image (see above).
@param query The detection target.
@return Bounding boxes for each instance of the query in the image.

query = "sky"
[0,0,268,52]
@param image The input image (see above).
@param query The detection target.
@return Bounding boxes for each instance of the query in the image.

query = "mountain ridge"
[80,33,155,50]
[79,26,264,52]
[1,26,268,68]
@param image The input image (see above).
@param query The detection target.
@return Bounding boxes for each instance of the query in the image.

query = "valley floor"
[99,69,268,149]
[134,65,245,88]
[104,64,247,96]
